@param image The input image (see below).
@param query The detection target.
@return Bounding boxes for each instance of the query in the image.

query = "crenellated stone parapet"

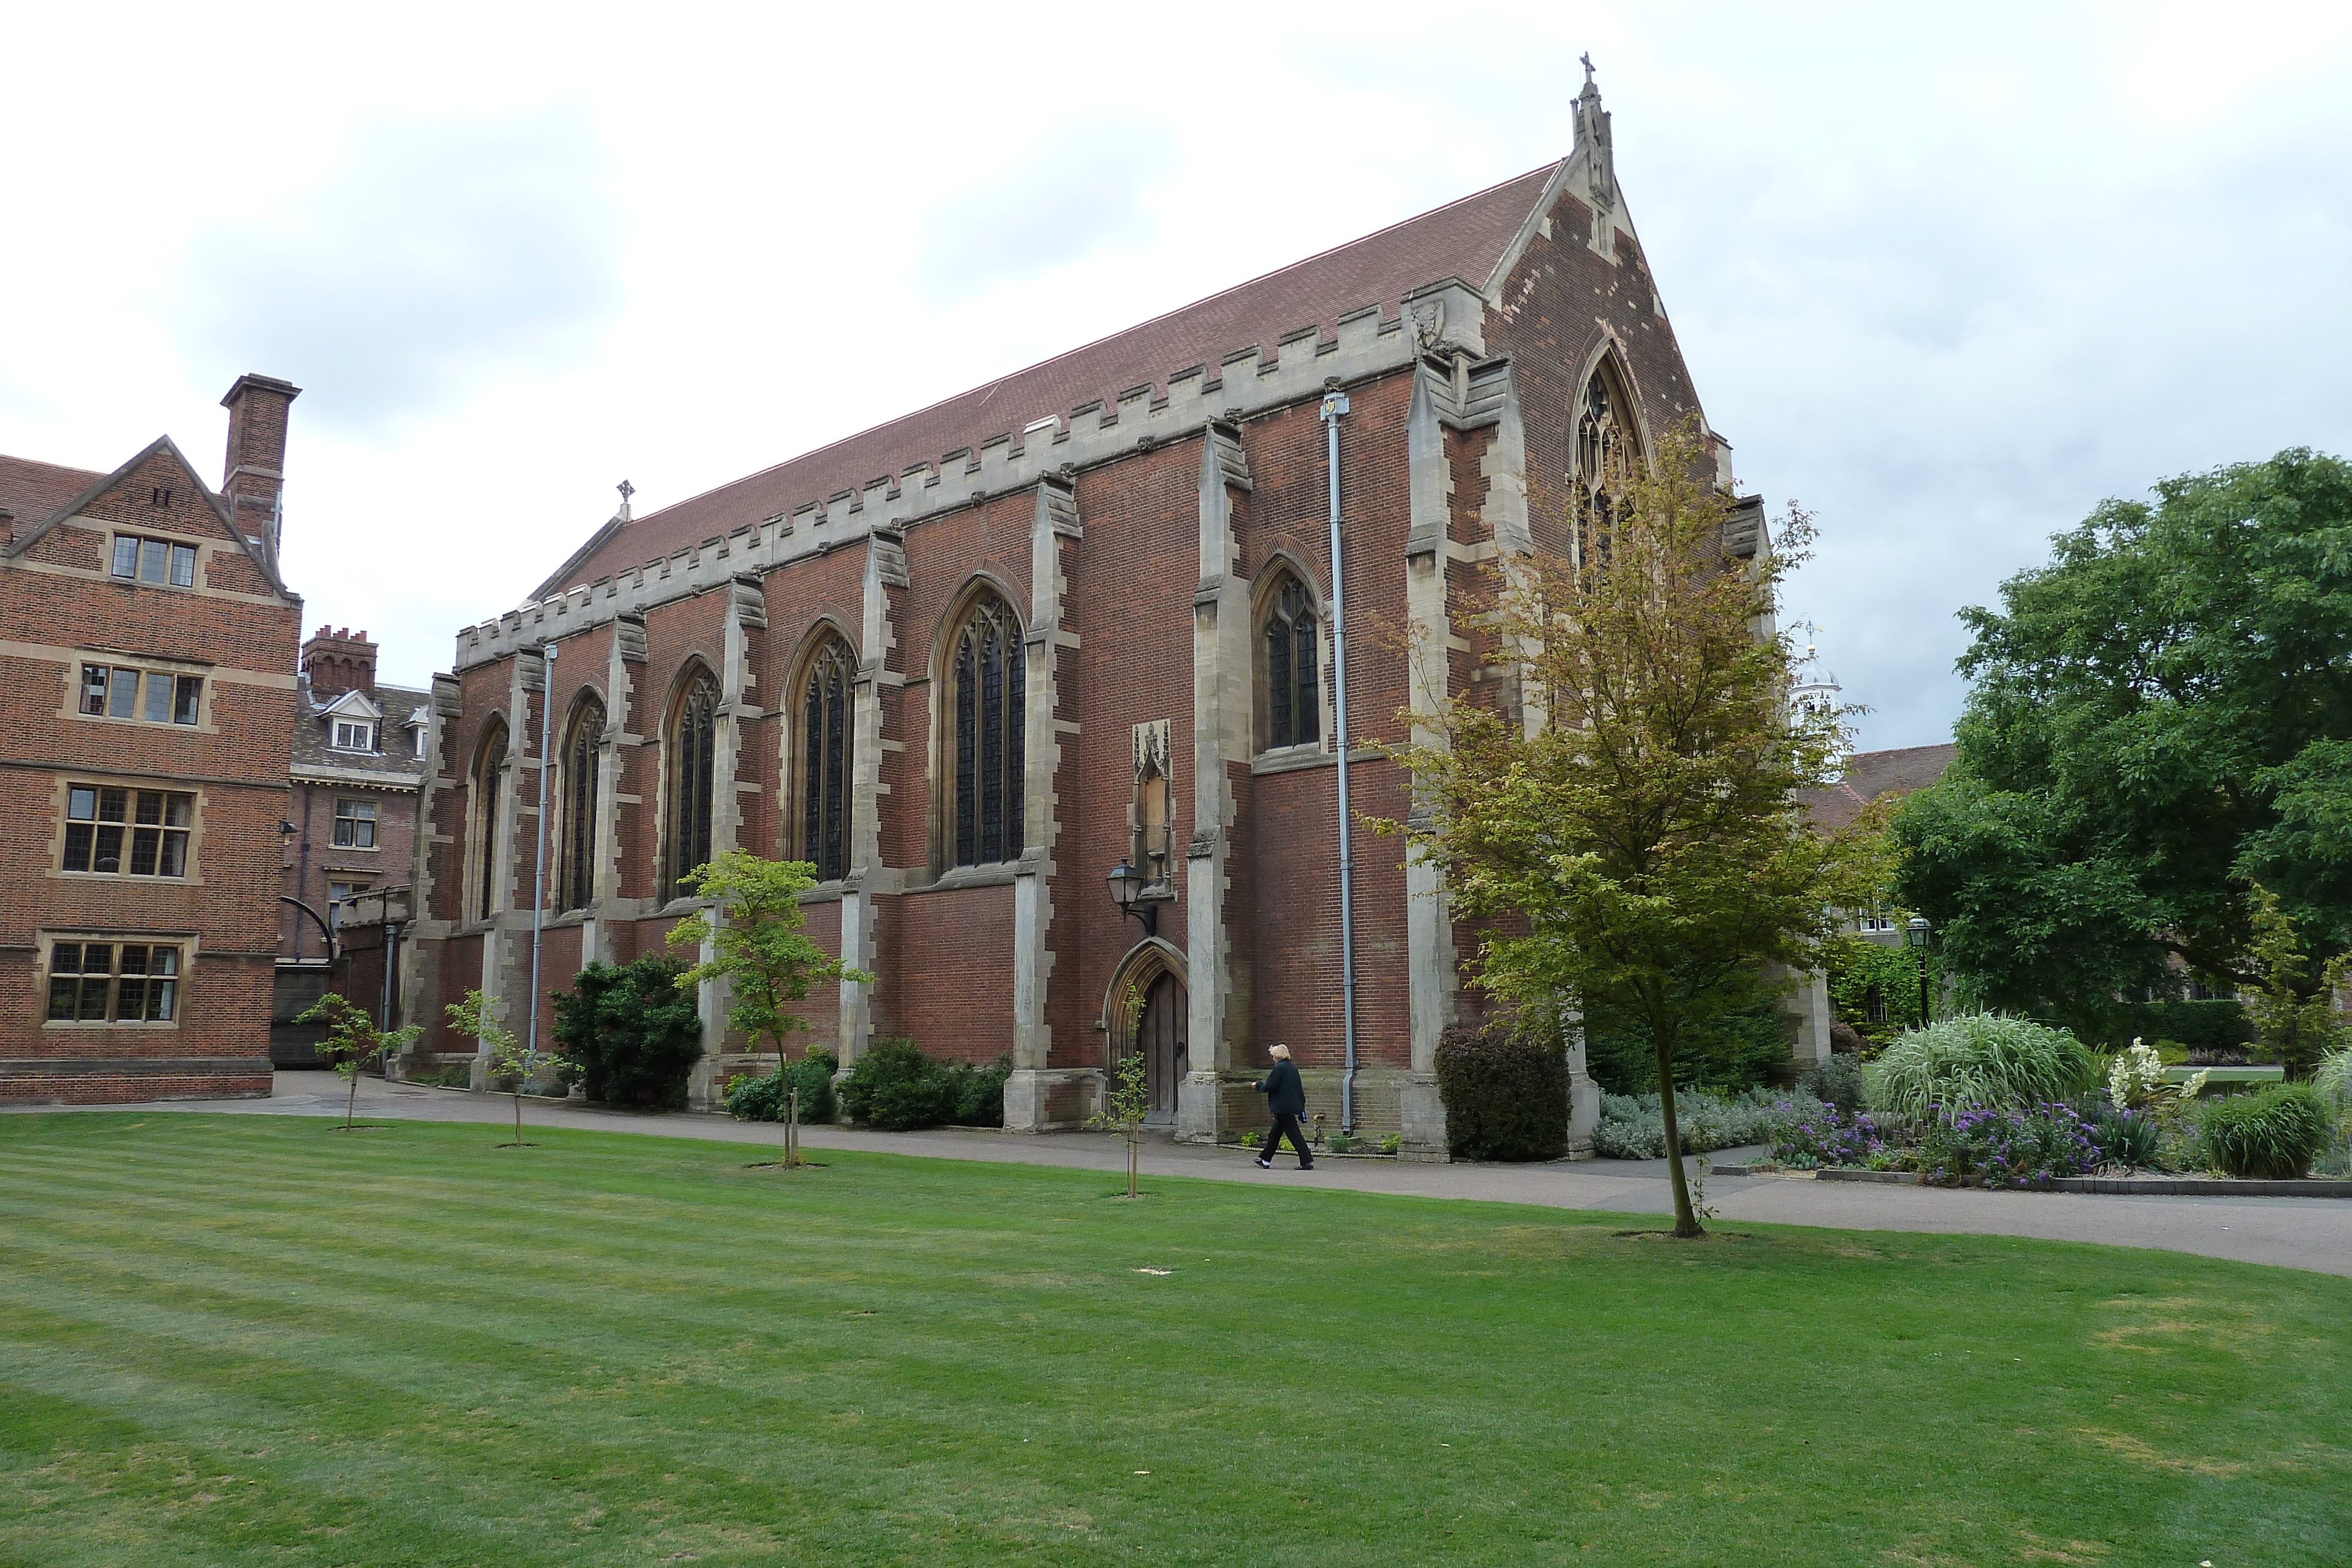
[450,280,1494,675]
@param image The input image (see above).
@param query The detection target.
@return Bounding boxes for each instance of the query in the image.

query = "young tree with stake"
[1387,423,1882,1237]
[1087,981,1151,1199]
[667,850,870,1166]
[293,992,420,1132]
[447,989,574,1148]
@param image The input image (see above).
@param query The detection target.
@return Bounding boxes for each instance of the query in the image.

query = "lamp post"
[1107,858,1155,939]
[1906,915,1933,1025]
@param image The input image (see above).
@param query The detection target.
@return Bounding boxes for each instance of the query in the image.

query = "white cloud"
[0,0,2346,751]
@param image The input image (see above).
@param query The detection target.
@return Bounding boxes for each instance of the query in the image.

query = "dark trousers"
[1262,1113,1312,1165]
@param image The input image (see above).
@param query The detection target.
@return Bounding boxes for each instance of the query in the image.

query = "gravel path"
[14,1071,2350,1279]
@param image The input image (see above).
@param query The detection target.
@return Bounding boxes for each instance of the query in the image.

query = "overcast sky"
[5,1,2347,750]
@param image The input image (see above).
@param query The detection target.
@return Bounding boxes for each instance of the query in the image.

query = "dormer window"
[331,720,376,752]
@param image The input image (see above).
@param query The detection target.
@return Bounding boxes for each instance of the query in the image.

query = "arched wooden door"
[1138,972,1188,1124]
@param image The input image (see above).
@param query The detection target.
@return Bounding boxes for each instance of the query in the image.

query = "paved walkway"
[13,1072,2351,1279]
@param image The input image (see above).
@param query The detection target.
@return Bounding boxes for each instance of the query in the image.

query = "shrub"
[1917,1104,2100,1189]
[2090,1108,2161,1171]
[1770,1104,1886,1169]
[1593,1086,1795,1159]
[838,1039,1008,1131]
[1379,1133,1402,1155]
[552,957,704,1109]
[2079,998,2250,1054]
[2317,1049,2352,1116]
[1865,1014,2095,1119]
[1828,1020,1872,1057]
[1435,1022,1567,1162]
[2199,1084,2336,1179]
[1797,1054,1866,1114]
[727,1048,839,1125]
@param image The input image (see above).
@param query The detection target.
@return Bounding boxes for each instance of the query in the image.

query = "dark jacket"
[1255,1058,1305,1118]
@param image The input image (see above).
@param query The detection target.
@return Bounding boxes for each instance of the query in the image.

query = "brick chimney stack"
[301,626,377,698]
[219,373,302,559]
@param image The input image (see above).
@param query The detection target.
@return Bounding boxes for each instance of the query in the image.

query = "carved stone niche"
[1130,720,1177,899]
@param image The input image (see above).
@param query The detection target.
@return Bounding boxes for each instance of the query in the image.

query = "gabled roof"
[536,159,1571,599]
[0,454,106,528]
[1799,744,1959,833]
[0,434,295,599]
[318,688,385,721]
[293,680,433,789]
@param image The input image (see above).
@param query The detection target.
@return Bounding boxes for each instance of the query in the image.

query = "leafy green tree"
[1892,449,2352,1020]
[293,992,421,1132]
[2239,885,2352,1078]
[1387,424,1883,1237]
[447,989,575,1148]
[666,851,870,1072]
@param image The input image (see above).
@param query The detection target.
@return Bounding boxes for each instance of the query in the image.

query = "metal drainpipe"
[295,784,313,960]
[1321,389,1360,1132]
[526,644,556,1076]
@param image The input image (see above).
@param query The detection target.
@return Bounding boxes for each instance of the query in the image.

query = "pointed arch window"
[948,591,1024,867]
[799,636,855,882]
[559,695,604,912]
[666,671,719,902]
[1261,575,1320,751]
[1574,364,1641,567]
[470,722,507,922]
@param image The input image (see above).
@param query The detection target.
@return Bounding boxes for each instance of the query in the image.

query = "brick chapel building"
[0,376,304,1102]
[405,78,1763,1154]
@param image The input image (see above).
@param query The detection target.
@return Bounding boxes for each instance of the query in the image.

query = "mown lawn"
[1,1115,2346,1567]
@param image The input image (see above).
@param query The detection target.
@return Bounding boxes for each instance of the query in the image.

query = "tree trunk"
[346,1069,359,1132]
[1652,1028,1703,1238]
[513,1088,523,1146]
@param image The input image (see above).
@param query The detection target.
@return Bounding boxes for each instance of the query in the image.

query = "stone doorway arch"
[1102,938,1188,1125]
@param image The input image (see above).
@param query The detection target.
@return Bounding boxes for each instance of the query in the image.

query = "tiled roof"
[0,454,106,531]
[539,161,1563,597]
[1799,743,1959,833]
[292,682,433,789]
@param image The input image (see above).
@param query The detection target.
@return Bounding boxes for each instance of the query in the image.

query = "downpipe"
[526,642,556,1081]
[1322,389,1361,1132]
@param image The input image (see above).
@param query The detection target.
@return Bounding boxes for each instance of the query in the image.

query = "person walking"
[1252,1043,1314,1171]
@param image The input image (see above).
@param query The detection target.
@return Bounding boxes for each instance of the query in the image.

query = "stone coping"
[1795,1165,2352,1197]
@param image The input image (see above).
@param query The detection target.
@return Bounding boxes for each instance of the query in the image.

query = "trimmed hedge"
[2080,999,2250,1054]
[726,1048,839,1125]
[2199,1084,2335,1179]
[1435,1022,1567,1162]
[838,1039,1010,1131]
[551,957,703,1109]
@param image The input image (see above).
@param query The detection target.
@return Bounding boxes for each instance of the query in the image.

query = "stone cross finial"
[1581,51,1595,88]
[617,479,634,504]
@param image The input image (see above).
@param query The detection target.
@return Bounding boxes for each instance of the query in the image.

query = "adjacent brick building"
[0,375,304,1103]
[272,627,429,1064]
[406,78,1759,1154]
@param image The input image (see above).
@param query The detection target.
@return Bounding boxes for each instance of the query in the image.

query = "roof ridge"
[614,161,1563,537]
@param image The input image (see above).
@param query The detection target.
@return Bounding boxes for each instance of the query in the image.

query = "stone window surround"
[1249,557,1335,760]
[48,775,204,884]
[59,648,215,734]
[36,929,199,1029]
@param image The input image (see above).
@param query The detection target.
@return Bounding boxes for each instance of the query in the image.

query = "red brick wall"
[0,444,296,1102]
[885,884,1014,1061]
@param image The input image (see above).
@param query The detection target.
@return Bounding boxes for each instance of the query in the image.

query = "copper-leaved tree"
[1388,423,1882,1236]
